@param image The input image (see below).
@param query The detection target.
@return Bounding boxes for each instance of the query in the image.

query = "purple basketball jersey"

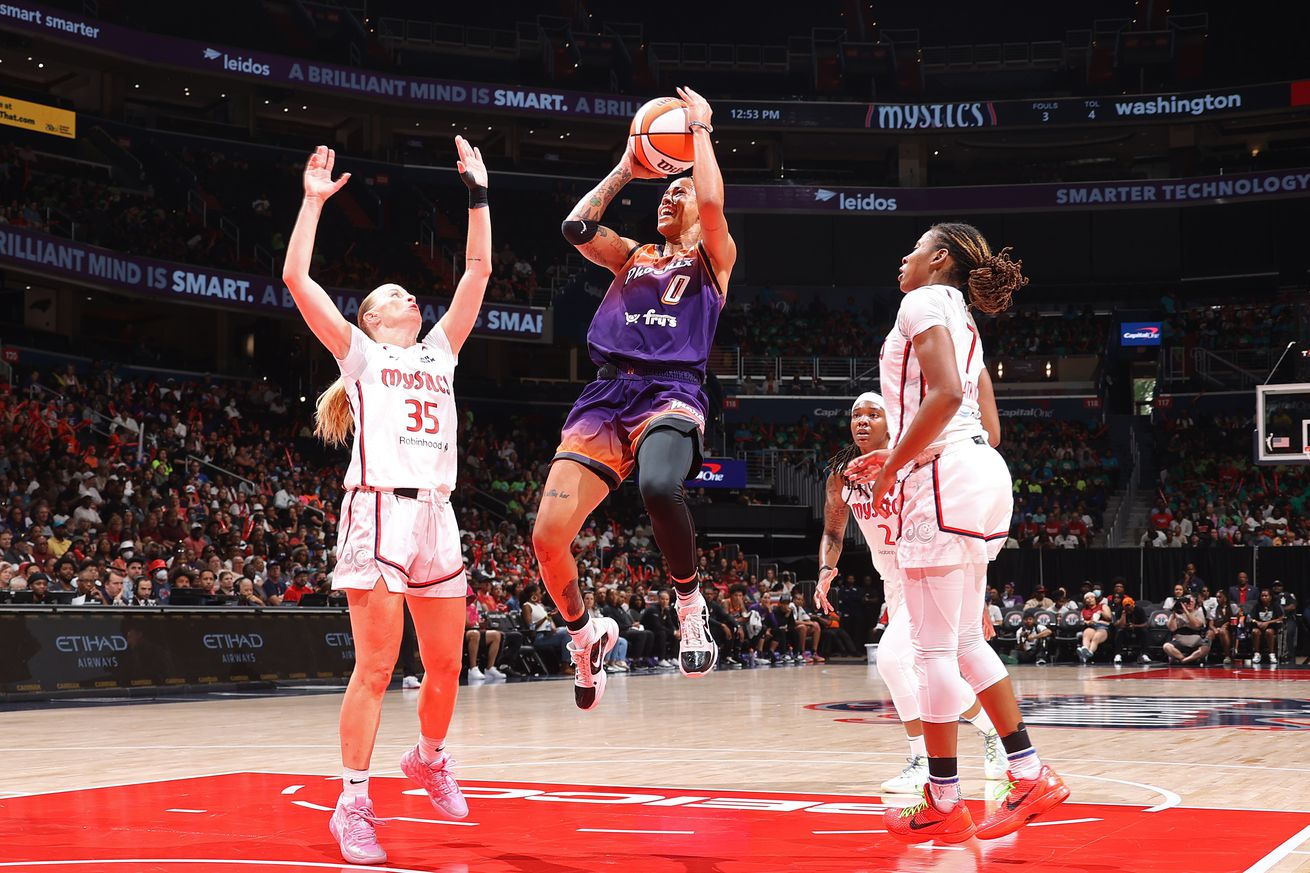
[586,242,725,374]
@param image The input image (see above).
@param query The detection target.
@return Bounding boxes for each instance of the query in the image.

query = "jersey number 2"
[877,524,895,546]
[660,274,690,305]
[404,400,440,434]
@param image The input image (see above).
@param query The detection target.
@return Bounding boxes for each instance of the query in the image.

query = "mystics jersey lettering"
[879,284,987,452]
[586,242,725,375]
[336,323,458,490]
[844,482,901,580]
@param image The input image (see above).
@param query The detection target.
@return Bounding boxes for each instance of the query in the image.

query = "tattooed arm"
[563,143,663,275]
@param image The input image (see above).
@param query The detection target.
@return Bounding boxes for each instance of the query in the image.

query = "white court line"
[1039,772,1181,812]
[1289,850,1310,855]
[164,809,207,814]
[290,799,478,827]
[812,829,887,835]
[1245,823,1310,873]
[0,769,256,800]
[0,860,432,873]
[279,785,303,795]
[1027,817,1103,827]
[578,828,694,835]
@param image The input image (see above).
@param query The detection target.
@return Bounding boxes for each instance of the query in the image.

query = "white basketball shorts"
[897,438,1012,569]
[333,488,467,597]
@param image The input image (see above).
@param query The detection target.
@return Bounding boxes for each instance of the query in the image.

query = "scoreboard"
[719,81,1305,131]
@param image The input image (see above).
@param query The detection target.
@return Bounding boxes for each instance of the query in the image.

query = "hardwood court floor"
[2,663,1309,872]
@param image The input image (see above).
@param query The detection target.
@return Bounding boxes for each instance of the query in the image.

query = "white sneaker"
[1253,653,1262,664]
[880,756,928,795]
[569,616,619,711]
[676,596,719,677]
[485,666,506,680]
[1113,654,1123,665]
[467,667,485,681]
[401,675,420,689]
[657,658,675,669]
[982,730,1006,780]
[1271,654,1278,665]
[1138,654,1152,664]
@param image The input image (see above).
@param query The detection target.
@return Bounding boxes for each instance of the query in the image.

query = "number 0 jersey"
[336,323,458,491]
[586,241,725,375]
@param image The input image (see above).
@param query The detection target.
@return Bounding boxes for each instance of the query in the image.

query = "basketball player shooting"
[533,86,736,711]
[816,392,1006,796]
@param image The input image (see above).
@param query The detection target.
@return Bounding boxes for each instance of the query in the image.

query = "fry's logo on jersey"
[625,257,694,284]
[625,309,678,328]
[380,368,451,395]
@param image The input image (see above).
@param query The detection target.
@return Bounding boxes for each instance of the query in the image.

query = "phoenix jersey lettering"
[335,323,458,491]
[844,482,902,580]
[879,284,987,452]
[586,241,725,375]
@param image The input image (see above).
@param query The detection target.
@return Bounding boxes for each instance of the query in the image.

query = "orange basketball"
[629,97,695,175]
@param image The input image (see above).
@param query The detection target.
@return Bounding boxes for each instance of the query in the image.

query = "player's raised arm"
[438,136,492,356]
[282,146,353,359]
[815,472,849,613]
[677,86,736,288]
[561,144,659,275]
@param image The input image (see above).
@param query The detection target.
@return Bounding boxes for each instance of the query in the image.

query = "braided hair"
[824,444,872,500]
[929,222,1029,314]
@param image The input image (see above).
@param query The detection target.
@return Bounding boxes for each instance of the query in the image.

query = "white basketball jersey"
[843,481,900,581]
[336,323,458,491]
[879,284,987,452]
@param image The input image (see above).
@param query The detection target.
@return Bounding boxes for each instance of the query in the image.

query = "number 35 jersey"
[336,323,458,491]
[586,241,725,376]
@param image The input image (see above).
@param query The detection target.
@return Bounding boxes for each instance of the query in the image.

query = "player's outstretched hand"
[456,135,487,190]
[815,565,839,613]
[982,608,996,641]
[303,146,350,202]
[844,448,890,484]
[676,85,712,129]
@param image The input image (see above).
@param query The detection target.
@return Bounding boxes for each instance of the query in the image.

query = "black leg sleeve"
[636,426,699,581]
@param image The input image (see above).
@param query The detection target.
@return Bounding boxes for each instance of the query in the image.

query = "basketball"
[629,96,695,175]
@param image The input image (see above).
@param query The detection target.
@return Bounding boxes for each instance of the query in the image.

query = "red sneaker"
[975,765,1070,840]
[883,786,977,844]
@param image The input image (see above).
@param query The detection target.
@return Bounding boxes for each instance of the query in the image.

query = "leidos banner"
[0,226,550,341]
[0,609,356,697]
[0,2,644,122]
[1,2,1303,130]
[727,168,1310,216]
[0,94,75,138]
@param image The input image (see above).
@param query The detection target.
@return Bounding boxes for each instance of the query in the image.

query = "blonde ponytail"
[314,379,354,447]
[312,287,385,448]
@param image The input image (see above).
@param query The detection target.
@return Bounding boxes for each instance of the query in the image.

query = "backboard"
[1256,382,1310,465]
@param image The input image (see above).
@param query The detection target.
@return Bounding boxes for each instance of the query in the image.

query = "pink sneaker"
[400,746,469,819]
[328,795,387,865]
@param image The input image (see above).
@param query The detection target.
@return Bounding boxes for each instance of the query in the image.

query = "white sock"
[418,734,444,764]
[567,616,594,645]
[1007,747,1043,780]
[674,583,703,609]
[908,734,928,759]
[342,767,369,801]
[965,705,996,736]
[928,776,961,812]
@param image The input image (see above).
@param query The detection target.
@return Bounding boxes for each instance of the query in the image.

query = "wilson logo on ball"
[630,97,695,175]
